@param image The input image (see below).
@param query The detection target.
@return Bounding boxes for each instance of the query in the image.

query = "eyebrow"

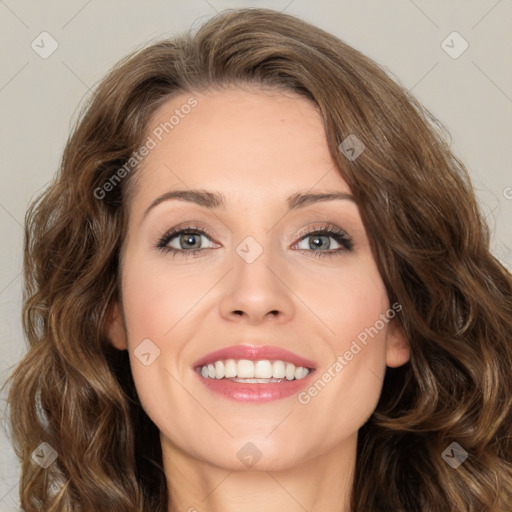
[142,189,355,219]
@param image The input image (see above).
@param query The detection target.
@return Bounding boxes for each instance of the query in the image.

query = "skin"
[107,86,410,512]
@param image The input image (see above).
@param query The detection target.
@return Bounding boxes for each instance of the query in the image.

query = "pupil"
[310,235,329,250]
[181,233,200,249]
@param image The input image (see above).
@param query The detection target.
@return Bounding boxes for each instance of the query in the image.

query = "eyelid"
[293,222,352,241]
[161,222,214,239]
[291,223,354,255]
[155,223,219,251]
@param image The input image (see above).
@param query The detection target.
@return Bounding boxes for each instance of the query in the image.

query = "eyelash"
[155,224,354,258]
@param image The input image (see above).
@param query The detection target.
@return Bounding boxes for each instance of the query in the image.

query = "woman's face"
[108,86,409,471]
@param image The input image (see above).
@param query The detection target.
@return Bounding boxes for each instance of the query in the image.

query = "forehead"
[134,86,351,206]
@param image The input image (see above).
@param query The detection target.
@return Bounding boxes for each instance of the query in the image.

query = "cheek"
[303,253,389,349]
[120,250,216,343]
[298,331,388,448]
[119,251,224,432]
[295,256,390,428]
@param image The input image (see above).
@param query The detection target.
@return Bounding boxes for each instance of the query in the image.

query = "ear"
[385,319,410,368]
[106,300,128,350]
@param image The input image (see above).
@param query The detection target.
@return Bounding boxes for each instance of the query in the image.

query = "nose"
[218,244,295,325]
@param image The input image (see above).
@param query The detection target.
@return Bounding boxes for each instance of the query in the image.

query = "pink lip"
[192,344,317,403]
[195,373,316,402]
[192,344,317,369]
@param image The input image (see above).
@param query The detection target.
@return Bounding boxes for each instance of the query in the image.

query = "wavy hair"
[5,7,512,511]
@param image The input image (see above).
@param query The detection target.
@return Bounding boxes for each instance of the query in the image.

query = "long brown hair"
[5,8,512,511]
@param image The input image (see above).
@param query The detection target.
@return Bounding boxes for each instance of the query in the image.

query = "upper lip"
[193,344,317,369]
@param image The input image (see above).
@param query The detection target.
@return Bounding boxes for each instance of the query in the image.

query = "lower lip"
[195,370,315,402]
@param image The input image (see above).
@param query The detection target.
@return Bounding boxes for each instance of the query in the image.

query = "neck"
[162,433,356,512]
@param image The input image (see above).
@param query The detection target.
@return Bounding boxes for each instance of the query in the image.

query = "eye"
[156,226,218,257]
[167,232,214,250]
[155,224,353,258]
[293,226,354,257]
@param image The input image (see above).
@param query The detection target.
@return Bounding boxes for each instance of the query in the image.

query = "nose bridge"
[218,233,295,324]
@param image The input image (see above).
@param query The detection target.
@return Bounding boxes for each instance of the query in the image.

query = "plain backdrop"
[1,1,511,509]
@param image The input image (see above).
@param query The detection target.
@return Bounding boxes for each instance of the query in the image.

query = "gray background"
[1,0,511,509]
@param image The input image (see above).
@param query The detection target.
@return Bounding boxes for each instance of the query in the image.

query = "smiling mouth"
[196,358,313,382]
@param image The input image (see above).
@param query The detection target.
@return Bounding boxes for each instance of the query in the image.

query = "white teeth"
[224,359,237,378]
[232,378,282,383]
[198,359,311,381]
[272,360,286,379]
[295,366,309,379]
[237,359,255,378]
[214,361,225,379]
[254,360,273,378]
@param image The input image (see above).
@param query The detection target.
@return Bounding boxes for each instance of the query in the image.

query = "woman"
[6,7,512,512]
